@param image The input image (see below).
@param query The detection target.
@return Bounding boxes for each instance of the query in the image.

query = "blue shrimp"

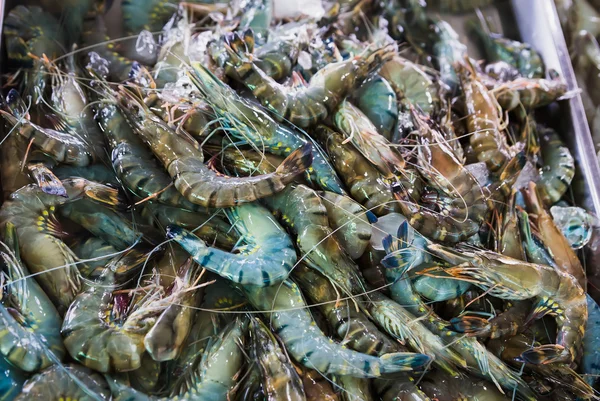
[167,202,296,287]
[242,280,430,378]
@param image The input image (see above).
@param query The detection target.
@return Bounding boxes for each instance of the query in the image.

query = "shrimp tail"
[82,182,121,206]
[450,315,491,336]
[524,296,561,325]
[27,163,68,197]
[275,142,313,178]
[518,344,566,365]
[166,225,207,252]
[380,222,415,272]
[379,352,431,374]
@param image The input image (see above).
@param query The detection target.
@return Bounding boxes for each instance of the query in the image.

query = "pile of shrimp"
[0,0,598,400]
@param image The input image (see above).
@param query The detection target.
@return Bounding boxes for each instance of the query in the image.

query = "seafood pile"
[0,0,598,400]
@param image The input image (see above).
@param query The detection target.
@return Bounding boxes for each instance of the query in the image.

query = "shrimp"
[3,6,65,101]
[143,258,204,362]
[142,203,237,250]
[352,75,398,140]
[430,243,588,365]
[313,125,402,216]
[293,264,401,356]
[468,13,544,79]
[14,364,111,401]
[96,99,208,212]
[264,184,365,297]
[214,26,305,81]
[0,222,65,372]
[492,73,569,112]
[188,62,345,194]
[110,318,247,401]
[458,63,511,172]
[60,266,150,372]
[218,39,394,127]
[241,279,430,378]
[0,178,119,312]
[419,370,508,401]
[118,86,313,208]
[298,365,340,401]
[334,100,406,179]
[0,90,98,167]
[249,316,306,401]
[81,8,134,82]
[59,200,145,251]
[0,354,25,401]
[487,334,596,400]
[380,224,535,400]
[535,127,575,206]
[319,191,373,260]
[413,110,489,224]
[523,182,586,289]
[364,290,468,377]
[379,56,441,117]
[337,375,373,401]
[374,377,431,401]
[167,202,296,287]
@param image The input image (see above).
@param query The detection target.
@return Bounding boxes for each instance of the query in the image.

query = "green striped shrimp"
[1,90,98,167]
[334,100,406,179]
[293,264,401,356]
[249,316,306,401]
[319,191,373,260]
[352,75,398,141]
[216,38,394,127]
[0,178,119,312]
[0,222,65,372]
[188,63,345,194]
[431,244,587,366]
[535,127,575,206]
[242,279,430,378]
[264,184,365,297]
[167,202,297,287]
[14,364,111,401]
[61,254,164,373]
[110,318,247,401]
[118,86,312,208]
[380,223,537,400]
[379,56,440,117]
[313,125,402,216]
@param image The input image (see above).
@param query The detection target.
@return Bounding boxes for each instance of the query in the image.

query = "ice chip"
[550,205,598,249]
[136,30,158,59]
[86,52,110,78]
[514,161,540,190]
[465,162,489,187]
